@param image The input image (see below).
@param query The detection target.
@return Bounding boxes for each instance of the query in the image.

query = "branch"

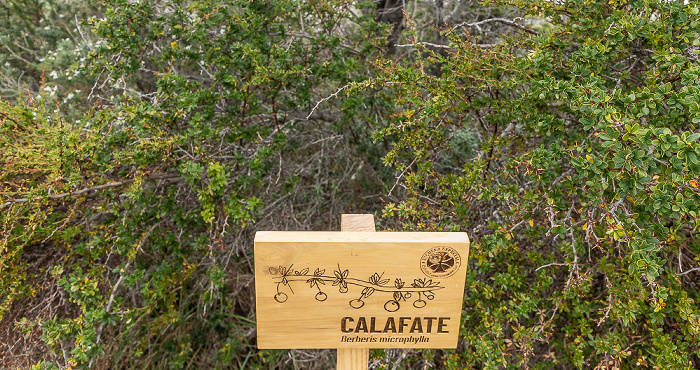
[535,262,568,272]
[1,174,179,209]
[449,17,540,36]
[306,85,350,120]
[394,41,453,49]
[287,32,359,55]
[677,267,700,276]
[394,42,496,50]
[0,111,22,129]
[275,276,443,293]
[388,156,417,197]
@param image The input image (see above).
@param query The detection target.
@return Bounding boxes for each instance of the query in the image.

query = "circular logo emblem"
[420,246,461,278]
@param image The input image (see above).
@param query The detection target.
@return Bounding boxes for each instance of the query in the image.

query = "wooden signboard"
[254,217,470,354]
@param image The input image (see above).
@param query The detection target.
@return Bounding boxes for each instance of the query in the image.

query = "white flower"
[42,85,57,96]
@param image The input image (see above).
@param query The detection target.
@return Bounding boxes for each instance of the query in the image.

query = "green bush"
[361,0,700,367]
[2,0,387,368]
[3,0,700,368]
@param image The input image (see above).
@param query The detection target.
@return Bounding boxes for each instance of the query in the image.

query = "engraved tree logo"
[427,251,455,273]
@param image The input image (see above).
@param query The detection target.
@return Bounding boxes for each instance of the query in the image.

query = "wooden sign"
[254,230,470,349]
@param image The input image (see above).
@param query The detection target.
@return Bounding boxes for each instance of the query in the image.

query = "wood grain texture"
[341,214,376,232]
[254,231,469,349]
[254,231,469,244]
[337,347,369,370]
[338,214,374,370]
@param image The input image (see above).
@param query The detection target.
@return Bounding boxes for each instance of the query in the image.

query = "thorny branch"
[1,174,180,209]
[306,85,350,120]
[449,17,540,36]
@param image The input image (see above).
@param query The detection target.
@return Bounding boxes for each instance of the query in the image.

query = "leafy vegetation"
[1,0,700,368]
[365,0,700,367]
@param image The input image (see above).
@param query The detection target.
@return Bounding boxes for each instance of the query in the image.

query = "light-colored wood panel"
[255,231,469,244]
[254,230,470,349]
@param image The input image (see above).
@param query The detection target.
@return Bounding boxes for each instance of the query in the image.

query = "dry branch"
[1,174,180,209]
[449,17,540,36]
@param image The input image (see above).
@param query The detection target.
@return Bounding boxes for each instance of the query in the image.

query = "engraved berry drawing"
[269,264,444,312]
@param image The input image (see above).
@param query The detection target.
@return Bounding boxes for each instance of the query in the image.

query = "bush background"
[1,0,700,368]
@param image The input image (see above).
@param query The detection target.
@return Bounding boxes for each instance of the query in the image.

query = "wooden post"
[337,214,374,370]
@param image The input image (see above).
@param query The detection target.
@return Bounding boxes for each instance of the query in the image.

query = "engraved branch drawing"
[269,264,443,312]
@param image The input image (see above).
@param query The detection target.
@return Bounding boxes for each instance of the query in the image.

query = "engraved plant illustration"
[269,264,443,312]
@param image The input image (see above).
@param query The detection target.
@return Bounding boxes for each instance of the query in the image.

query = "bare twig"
[535,262,567,272]
[288,32,359,55]
[1,174,179,209]
[388,156,418,197]
[395,41,496,50]
[306,85,349,120]
[677,267,700,276]
[394,41,453,49]
[596,276,613,327]
[449,17,540,36]
[90,259,132,368]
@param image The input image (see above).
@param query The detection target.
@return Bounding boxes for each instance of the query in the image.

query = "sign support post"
[338,214,375,370]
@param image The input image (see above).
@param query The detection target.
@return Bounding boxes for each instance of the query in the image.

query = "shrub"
[362,0,700,367]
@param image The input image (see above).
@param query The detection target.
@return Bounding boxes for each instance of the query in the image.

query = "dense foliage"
[365,0,700,367]
[1,0,700,368]
[2,0,389,368]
